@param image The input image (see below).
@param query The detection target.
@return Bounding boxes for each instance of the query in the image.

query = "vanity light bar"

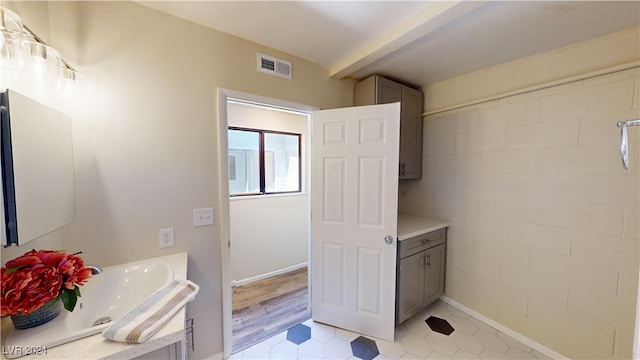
[23,24,76,72]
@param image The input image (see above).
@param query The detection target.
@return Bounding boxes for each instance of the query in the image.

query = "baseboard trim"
[232,262,308,287]
[440,296,568,360]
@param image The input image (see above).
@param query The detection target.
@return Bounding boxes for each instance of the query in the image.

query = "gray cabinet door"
[376,76,402,104]
[399,86,423,179]
[354,75,423,179]
[397,251,425,323]
[396,229,447,324]
[423,243,445,306]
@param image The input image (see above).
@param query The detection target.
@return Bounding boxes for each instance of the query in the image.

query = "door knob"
[384,235,394,245]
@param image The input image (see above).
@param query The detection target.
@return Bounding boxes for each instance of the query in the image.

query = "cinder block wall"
[400,67,639,359]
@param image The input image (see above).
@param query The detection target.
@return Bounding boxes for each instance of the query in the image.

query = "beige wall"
[423,27,640,113]
[407,26,640,359]
[401,63,639,358]
[0,1,353,358]
[3,1,639,358]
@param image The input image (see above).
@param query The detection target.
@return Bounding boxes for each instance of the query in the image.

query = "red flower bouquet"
[1,249,92,317]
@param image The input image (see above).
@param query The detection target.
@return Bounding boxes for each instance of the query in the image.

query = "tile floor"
[231,300,553,360]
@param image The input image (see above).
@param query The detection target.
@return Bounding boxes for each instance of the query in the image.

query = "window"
[228,127,301,196]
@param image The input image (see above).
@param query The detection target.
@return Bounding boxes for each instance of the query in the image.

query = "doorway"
[231,266,309,352]
[216,89,318,358]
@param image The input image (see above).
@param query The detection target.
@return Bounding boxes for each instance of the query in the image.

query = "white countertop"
[1,252,189,360]
[397,213,450,241]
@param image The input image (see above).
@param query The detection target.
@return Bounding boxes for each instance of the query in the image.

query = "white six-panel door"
[311,103,400,341]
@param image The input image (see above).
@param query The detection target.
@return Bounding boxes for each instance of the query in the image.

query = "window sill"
[230,192,307,201]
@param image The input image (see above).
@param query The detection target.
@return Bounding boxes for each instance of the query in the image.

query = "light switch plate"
[193,208,214,227]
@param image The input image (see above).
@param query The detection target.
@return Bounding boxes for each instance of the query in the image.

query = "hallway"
[232,267,310,353]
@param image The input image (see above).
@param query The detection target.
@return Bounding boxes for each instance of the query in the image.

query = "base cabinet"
[397,251,426,321]
[396,229,446,324]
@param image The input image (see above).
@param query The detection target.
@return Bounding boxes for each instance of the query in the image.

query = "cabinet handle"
[426,254,431,267]
[400,162,406,176]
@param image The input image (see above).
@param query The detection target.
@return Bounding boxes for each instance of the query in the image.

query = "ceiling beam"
[329,1,487,79]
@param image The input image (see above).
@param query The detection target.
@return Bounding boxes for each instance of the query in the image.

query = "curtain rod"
[423,61,639,117]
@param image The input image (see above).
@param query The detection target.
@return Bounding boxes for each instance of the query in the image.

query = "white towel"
[102,279,199,343]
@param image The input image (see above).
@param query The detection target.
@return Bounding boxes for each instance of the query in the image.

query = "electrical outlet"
[159,228,175,248]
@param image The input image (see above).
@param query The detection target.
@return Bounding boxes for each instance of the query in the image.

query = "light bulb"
[57,66,76,99]
[0,6,23,64]
[23,40,60,90]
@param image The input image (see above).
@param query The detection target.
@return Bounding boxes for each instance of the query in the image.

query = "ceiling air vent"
[257,53,292,79]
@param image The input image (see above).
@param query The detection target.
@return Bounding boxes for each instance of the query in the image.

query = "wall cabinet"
[396,228,446,324]
[354,75,424,179]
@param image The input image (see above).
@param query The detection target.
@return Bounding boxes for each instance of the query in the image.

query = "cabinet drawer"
[399,228,446,259]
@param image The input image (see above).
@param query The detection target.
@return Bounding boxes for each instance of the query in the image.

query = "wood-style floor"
[232,267,310,354]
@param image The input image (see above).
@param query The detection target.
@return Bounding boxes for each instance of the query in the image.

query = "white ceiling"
[138,1,640,87]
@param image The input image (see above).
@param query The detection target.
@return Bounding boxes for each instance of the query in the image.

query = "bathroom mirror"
[1,89,75,246]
